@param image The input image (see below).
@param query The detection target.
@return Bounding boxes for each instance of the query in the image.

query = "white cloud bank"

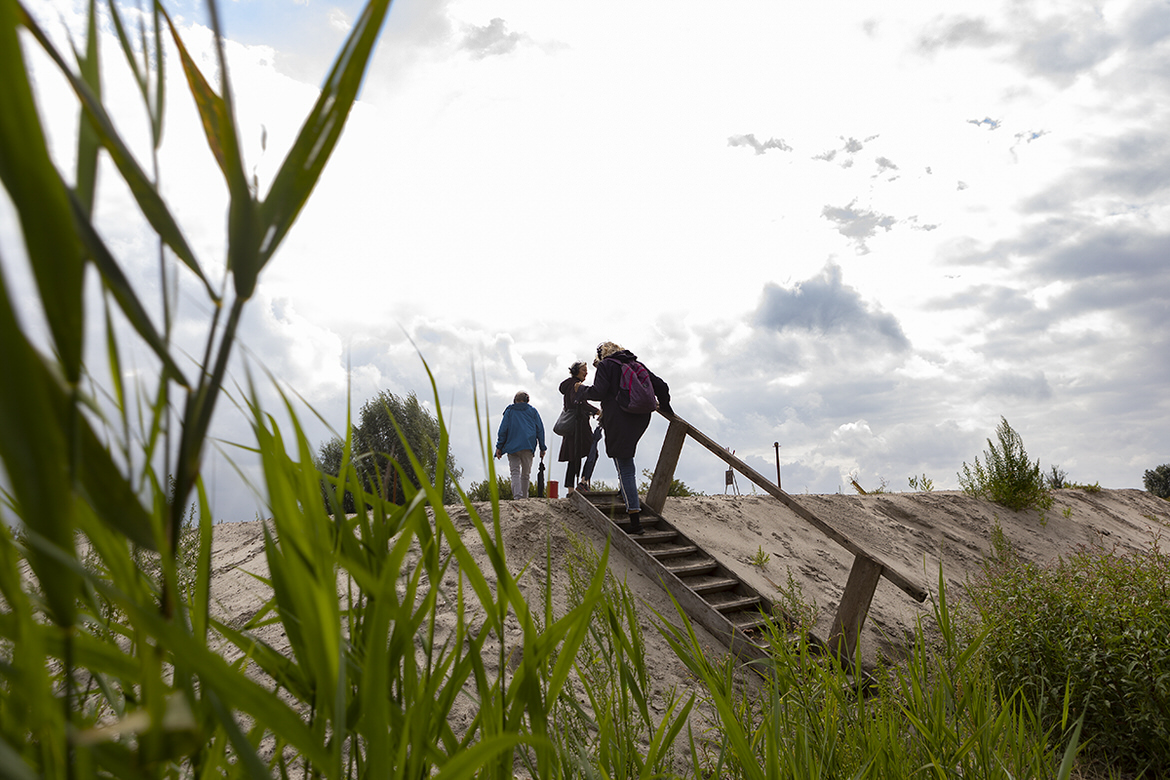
[3,0,1168,521]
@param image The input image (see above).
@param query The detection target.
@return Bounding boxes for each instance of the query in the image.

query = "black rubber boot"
[627,511,644,535]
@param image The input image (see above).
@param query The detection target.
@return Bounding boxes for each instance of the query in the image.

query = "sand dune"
[205,487,1170,733]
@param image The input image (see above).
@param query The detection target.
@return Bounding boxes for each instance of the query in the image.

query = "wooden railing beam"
[646,417,688,515]
[662,413,927,604]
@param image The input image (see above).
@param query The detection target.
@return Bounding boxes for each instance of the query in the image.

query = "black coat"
[557,376,598,462]
[576,350,671,459]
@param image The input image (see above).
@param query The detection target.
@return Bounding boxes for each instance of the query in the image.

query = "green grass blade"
[17,3,214,299]
[50,539,333,769]
[158,6,246,193]
[66,374,157,551]
[256,0,393,267]
[68,187,188,386]
[73,0,100,215]
[0,279,77,628]
[162,3,264,301]
[434,733,537,780]
[1,0,85,380]
[0,738,38,780]
[190,480,213,641]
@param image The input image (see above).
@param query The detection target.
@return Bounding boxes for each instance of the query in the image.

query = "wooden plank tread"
[709,594,762,612]
[647,544,700,560]
[727,612,771,631]
[687,576,740,595]
[664,559,718,577]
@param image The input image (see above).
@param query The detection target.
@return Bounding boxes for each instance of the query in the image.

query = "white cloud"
[329,8,352,33]
[5,0,1169,520]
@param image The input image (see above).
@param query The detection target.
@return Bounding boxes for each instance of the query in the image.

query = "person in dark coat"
[575,341,673,534]
[557,361,599,492]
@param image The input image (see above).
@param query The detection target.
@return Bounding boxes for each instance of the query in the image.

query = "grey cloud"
[918,11,1114,85]
[956,220,1170,284]
[1014,16,1116,84]
[1015,130,1048,144]
[1123,1,1170,47]
[728,134,793,155]
[926,284,1034,318]
[985,371,1053,401]
[906,216,938,231]
[918,16,1001,52]
[814,136,868,163]
[967,117,1000,130]
[821,200,897,253]
[1024,128,1170,212]
[753,263,910,351]
[461,18,523,59]
[875,156,898,171]
[1039,229,1170,282]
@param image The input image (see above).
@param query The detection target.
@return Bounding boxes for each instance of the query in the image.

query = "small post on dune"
[774,442,782,490]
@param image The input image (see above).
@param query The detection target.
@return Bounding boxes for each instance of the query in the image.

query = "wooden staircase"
[568,488,808,667]
[567,412,929,672]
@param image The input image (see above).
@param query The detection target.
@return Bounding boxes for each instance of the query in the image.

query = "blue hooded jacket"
[495,402,547,456]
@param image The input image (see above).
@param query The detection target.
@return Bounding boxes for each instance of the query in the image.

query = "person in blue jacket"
[494,391,547,500]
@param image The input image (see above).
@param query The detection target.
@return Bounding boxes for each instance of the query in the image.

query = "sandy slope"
[205,488,1170,741]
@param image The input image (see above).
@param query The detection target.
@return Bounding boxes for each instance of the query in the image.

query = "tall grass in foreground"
[550,534,694,778]
[969,529,1170,776]
[0,0,604,773]
[658,568,1084,780]
[0,0,1137,773]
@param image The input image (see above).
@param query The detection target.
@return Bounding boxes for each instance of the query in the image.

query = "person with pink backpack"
[574,341,673,535]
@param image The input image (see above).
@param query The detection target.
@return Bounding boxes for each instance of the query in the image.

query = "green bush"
[1145,463,1170,499]
[968,541,1170,774]
[639,468,699,496]
[958,417,1052,512]
[466,475,515,502]
[661,569,1083,779]
[317,391,463,509]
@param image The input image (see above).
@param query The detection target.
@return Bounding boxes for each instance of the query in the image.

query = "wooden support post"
[646,418,687,515]
[828,554,884,665]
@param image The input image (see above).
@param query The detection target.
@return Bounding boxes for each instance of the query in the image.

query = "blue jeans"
[614,456,639,513]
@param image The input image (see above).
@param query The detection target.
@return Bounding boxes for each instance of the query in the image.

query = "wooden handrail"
[647,414,928,604]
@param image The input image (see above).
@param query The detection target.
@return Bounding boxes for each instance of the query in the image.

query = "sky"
[4,0,1169,522]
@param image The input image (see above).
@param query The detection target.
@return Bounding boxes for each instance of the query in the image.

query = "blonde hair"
[595,341,623,361]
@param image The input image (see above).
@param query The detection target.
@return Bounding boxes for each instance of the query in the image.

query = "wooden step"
[726,610,771,632]
[647,544,701,560]
[617,517,659,532]
[707,593,762,613]
[567,488,809,675]
[664,558,718,577]
[687,576,740,595]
